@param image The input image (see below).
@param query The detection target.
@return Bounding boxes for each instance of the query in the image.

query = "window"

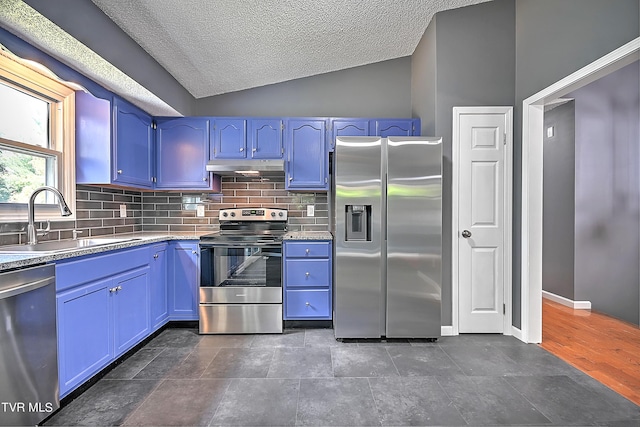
[0,47,76,221]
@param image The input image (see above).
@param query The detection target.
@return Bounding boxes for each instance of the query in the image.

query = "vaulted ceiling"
[90,0,491,98]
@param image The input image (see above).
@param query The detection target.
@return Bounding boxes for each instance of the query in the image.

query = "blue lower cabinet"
[57,266,151,398]
[57,277,112,397]
[150,243,168,330]
[113,267,151,357]
[285,289,331,318]
[55,241,200,397]
[168,241,199,320]
[283,240,332,320]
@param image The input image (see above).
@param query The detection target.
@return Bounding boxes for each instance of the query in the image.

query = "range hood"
[205,158,285,176]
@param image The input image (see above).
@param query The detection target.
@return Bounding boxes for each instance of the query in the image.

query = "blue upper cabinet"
[211,118,247,159]
[113,97,154,188]
[329,118,370,152]
[156,117,219,190]
[370,119,420,137]
[76,92,153,189]
[248,119,284,158]
[286,118,328,191]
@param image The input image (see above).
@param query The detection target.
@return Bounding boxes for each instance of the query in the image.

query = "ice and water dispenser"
[345,205,371,241]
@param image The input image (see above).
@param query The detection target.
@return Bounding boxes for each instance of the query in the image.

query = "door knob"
[462,230,472,238]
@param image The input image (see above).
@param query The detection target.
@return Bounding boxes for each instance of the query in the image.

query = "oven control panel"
[219,208,288,221]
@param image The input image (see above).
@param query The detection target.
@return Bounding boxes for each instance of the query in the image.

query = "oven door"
[199,242,282,304]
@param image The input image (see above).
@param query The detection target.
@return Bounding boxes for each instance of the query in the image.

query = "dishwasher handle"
[0,276,55,300]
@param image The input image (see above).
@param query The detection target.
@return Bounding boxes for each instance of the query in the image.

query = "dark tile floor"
[44,328,640,426]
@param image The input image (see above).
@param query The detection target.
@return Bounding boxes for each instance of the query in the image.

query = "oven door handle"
[199,242,282,248]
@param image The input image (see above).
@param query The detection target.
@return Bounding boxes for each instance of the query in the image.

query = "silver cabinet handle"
[305,302,310,306]
[288,176,293,181]
[305,248,310,254]
[117,169,123,174]
[153,254,159,259]
[305,272,310,277]
[117,285,122,291]
[252,148,257,152]
[239,147,244,152]
[462,230,472,238]
[109,287,117,293]
[192,250,197,255]
[203,177,208,181]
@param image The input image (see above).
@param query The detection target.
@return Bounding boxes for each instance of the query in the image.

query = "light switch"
[307,205,315,217]
[196,205,205,217]
[119,204,127,218]
[547,126,554,138]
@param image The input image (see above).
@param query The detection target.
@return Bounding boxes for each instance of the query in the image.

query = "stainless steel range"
[199,208,287,334]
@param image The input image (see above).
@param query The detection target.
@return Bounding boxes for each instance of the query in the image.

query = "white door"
[454,107,512,333]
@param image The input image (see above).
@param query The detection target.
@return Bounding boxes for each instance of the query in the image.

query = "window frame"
[0,48,76,222]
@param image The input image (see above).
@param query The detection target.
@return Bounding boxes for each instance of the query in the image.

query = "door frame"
[520,37,639,343]
[452,106,513,336]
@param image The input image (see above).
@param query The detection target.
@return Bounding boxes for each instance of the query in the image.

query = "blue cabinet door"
[329,119,369,151]
[113,267,150,356]
[211,119,247,159]
[156,118,216,190]
[57,277,112,397]
[286,119,328,190]
[370,119,415,137]
[168,241,199,320]
[249,119,283,158]
[150,243,168,330]
[113,96,154,188]
[76,91,112,185]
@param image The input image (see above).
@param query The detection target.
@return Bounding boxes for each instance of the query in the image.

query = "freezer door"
[386,137,442,338]
[334,136,383,339]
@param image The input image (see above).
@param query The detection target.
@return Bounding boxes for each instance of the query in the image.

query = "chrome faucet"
[27,186,72,245]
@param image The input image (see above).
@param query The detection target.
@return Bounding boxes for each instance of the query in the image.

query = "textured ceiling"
[91,0,491,99]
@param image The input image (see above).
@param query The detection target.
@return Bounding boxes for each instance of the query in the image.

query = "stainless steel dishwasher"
[0,264,59,426]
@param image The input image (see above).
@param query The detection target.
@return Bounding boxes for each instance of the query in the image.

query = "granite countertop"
[0,232,208,272]
[283,231,333,240]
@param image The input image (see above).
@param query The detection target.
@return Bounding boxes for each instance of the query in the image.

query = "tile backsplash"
[0,185,144,246]
[0,177,329,246]
[142,176,329,233]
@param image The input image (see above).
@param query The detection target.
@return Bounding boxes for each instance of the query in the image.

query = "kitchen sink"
[0,237,143,254]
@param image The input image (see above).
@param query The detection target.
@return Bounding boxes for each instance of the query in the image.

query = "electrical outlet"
[196,205,205,217]
[307,205,315,217]
[119,204,127,218]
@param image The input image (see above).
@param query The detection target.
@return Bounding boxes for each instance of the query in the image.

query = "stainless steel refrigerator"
[333,136,442,339]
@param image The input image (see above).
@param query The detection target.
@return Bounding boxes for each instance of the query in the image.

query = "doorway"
[521,37,640,343]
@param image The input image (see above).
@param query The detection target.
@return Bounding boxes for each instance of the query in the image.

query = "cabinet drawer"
[285,290,331,319]
[285,259,330,288]
[285,241,330,258]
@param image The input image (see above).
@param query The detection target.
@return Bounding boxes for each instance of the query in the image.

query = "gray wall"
[411,18,437,136]
[570,61,640,326]
[542,101,576,300]
[23,0,195,115]
[513,0,639,328]
[411,0,516,326]
[195,57,413,117]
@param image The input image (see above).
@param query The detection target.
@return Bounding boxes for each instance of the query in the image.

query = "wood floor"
[540,298,640,406]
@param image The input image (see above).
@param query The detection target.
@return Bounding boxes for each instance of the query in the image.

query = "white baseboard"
[511,326,525,342]
[542,290,591,310]
[441,326,456,336]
